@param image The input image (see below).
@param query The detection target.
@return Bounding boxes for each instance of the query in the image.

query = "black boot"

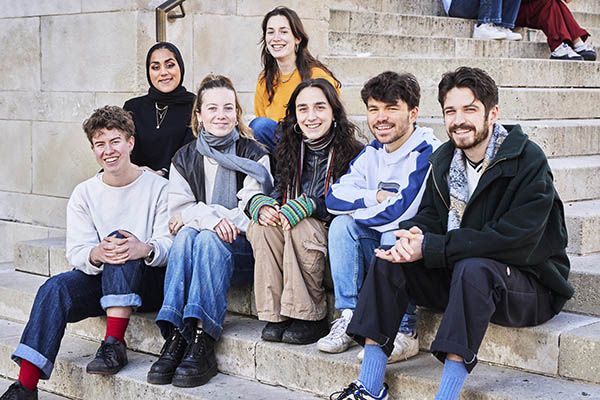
[0,382,38,400]
[282,318,329,345]
[261,319,293,342]
[85,336,128,375]
[147,327,188,384]
[172,328,218,387]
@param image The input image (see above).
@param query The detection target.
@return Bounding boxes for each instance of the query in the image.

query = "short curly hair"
[360,71,420,109]
[82,105,135,144]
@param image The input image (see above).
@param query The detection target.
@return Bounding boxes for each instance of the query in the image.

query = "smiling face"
[91,128,134,174]
[443,87,498,160]
[366,97,418,153]
[197,87,237,137]
[265,15,301,65]
[148,48,181,94]
[294,86,334,140]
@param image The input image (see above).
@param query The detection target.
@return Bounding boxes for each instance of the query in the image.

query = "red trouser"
[517,0,589,50]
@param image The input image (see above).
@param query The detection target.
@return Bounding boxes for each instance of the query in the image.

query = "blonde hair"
[191,74,253,139]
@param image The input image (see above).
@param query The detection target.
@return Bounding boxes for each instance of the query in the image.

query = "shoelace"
[160,330,185,357]
[328,315,350,337]
[330,382,361,399]
[97,341,119,365]
[184,330,207,360]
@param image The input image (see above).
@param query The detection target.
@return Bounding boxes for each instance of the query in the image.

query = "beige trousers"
[246,218,328,322]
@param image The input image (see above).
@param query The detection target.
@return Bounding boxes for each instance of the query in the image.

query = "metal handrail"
[155,0,187,42]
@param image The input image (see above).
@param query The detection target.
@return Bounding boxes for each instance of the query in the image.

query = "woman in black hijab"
[123,42,196,178]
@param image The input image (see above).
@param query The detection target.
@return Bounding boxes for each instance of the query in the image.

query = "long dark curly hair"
[274,78,363,197]
[259,6,340,104]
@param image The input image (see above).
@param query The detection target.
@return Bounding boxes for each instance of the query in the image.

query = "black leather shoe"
[172,328,218,387]
[261,320,293,342]
[282,318,328,345]
[86,336,128,375]
[0,382,38,400]
[147,328,188,384]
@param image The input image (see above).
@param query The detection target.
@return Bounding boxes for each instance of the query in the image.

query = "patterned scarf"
[447,123,509,230]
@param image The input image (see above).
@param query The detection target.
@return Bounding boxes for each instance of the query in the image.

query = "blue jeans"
[155,227,254,342]
[249,117,279,153]
[328,215,417,334]
[449,0,521,28]
[12,231,165,379]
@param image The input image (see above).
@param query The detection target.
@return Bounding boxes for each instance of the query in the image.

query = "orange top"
[254,67,340,122]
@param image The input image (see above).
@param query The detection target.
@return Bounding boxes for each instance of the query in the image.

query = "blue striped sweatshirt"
[325,125,441,232]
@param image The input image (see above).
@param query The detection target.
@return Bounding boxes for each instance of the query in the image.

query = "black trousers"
[346,257,556,372]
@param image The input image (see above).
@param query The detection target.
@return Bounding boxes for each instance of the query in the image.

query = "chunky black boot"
[147,327,188,384]
[171,328,218,387]
[282,318,329,345]
[85,336,128,375]
[261,319,293,342]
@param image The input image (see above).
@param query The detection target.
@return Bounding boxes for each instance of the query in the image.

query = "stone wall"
[0,0,329,261]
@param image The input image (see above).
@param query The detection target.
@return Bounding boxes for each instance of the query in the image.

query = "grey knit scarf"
[447,123,509,230]
[196,128,272,208]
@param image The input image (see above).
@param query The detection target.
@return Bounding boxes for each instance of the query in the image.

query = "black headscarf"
[145,42,195,105]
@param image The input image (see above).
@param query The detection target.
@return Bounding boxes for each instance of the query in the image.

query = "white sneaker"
[473,23,507,40]
[498,27,522,41]
[330,381,389,400]
[317,309,357,353]
[357,332,419,364]
[550,43,584,60]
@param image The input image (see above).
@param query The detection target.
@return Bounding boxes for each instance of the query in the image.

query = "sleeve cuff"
[422,232,447,269]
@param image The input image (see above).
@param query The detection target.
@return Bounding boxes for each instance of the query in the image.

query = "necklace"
[279,68,297,84]
[155,102,169,129]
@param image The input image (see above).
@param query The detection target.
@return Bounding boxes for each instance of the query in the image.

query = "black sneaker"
[282,318,329,345]
[147,327,188,385]
[86,336,128,375]
[171,328,218,387]
[575,43,597,61]
[0,382,38,400]
[261,319,293,342]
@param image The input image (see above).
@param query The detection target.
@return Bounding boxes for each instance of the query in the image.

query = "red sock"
[18,359,40,391]
[105,316,130,342]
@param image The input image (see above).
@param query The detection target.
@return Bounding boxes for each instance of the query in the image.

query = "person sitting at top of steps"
[320,72,441,362]
[1,106,173,400]
[517,0,596,61]
[330,66,573,400]
[442,0,524,40]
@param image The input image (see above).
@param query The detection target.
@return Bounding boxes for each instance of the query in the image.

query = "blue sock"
[435,359,468,400]
[358,344,388,396]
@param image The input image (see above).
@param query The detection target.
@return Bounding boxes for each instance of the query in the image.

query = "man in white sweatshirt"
[2,106,172,400]
[318,72,440,361]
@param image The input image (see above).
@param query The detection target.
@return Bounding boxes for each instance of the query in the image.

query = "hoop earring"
[293,123,303,135]
[235,120,239,126]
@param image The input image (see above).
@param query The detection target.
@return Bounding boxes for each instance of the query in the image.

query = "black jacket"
[172,138,268,203]
[399,125,573,311]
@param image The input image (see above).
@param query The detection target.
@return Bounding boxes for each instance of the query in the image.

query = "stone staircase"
[2,0,600,399]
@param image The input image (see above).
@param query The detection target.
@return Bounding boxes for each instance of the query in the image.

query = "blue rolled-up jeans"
[11,230,165,379]
[328,215,417,335]
[449,0,521,28]
[155,227,254,343]
[249,117,279,153]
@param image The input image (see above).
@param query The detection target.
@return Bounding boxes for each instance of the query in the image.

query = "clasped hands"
[374,226,424,263]
[257,204,293,231]
[89,230,151,266]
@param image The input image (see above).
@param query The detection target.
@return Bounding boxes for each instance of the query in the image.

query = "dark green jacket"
[399,125,573,311]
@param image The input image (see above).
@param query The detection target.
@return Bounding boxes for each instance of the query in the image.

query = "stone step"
[565,199,600,255]
[326,54,600,89]
[328,0,445,16]
[328,31,600,60]
[0,377,68,399]
[548,155,600,202]
[568,0,600,14]
[568,253,600,315]
[575,11,600,28]
[350,117,600,159]
[0,320,318,400]
[1,315,600,400]
[341,85,600,120]
[1,263,600,384]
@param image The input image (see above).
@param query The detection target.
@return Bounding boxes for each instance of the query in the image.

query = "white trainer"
[318,309,357,353]
[357,332,419,364]
[550,43,584,60]
[473,23,507,40]
[498,27,522,41]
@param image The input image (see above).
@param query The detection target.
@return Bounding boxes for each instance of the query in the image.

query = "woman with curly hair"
[250,6,341,152]
[246,78,363,344]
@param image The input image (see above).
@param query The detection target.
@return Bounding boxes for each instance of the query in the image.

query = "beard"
[448,122,490,150]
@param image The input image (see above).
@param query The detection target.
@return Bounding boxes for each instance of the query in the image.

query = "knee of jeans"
[38,275,71,304]
[107,230,128,239]
[250,117,277,140]
[195,229,225,252]
[328,215,355,241]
